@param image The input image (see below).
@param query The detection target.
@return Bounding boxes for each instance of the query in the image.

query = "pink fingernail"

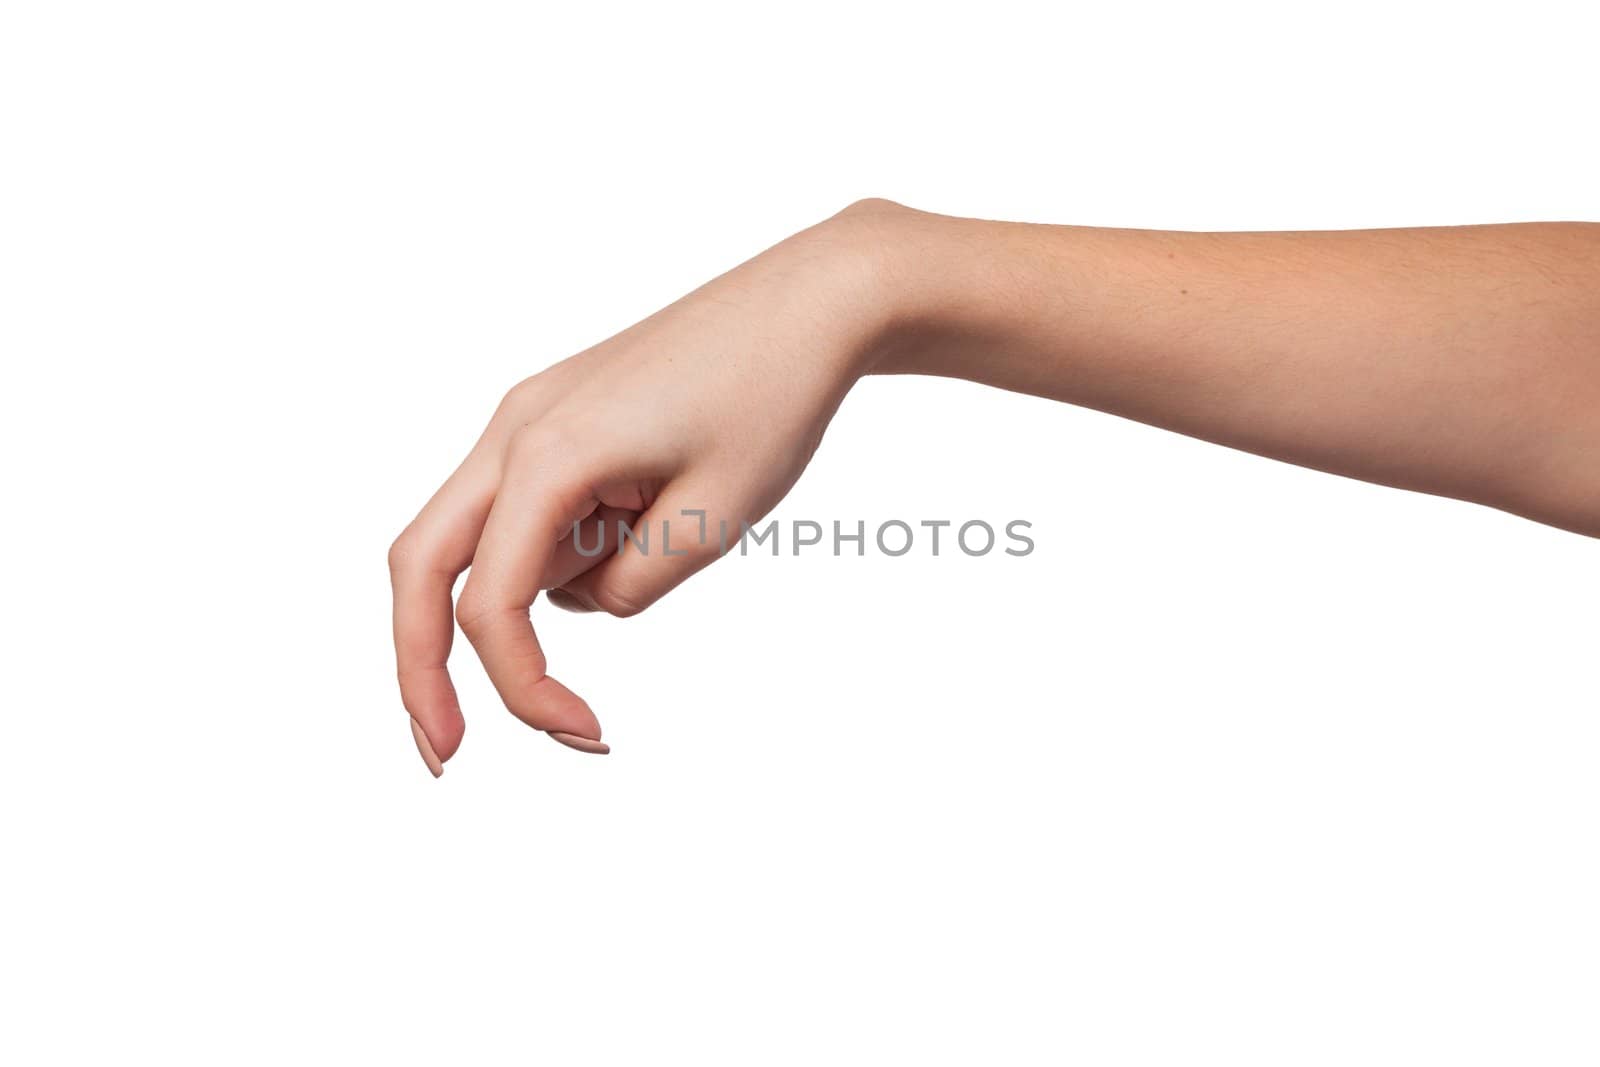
[410,717,445,777]
[547,731,610,755]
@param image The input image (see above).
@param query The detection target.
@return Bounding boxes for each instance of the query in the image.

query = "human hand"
[393,197,1600,778]
[388,201,903,774]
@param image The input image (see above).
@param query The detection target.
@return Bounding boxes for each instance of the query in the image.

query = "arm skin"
[864,203,1600,536]
[389,199,1600,775]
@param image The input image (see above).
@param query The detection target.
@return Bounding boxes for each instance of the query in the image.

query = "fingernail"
[410,717,444,777]
[547,730,610,755]
[546,589,595,613]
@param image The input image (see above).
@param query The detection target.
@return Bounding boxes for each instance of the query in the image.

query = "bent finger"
[389,453,497,775]
[455,440,607,748]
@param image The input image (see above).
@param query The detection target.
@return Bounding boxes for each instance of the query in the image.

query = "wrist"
[819,198,1022,383]
[807,198,947,381]
[832,201,1106,396]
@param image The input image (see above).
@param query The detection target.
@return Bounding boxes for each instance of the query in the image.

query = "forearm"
[392,202,1600,774]
[851,202,1600,536]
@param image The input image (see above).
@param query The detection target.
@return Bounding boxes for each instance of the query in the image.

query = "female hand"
[392,199,1600,776]
[388,201,901,774]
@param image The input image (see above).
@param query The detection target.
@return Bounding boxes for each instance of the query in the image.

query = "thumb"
[556,487,731,617]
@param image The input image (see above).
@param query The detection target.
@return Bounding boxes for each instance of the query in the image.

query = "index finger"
[454,446,607,752]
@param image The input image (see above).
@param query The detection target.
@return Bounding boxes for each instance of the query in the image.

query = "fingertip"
[410,716,445,777]
[515,674,604,741]
[547,731,611,755]
[399,668,466,761]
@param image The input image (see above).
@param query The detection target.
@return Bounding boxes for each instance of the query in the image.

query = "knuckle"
[501,423,558,473]
[513,417,583,461]
[454,591,495,636]
[496,376,542,416]
[504,424,544,465]
[387,530,417,576]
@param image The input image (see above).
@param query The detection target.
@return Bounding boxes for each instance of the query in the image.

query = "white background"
[2,2,1596,1063]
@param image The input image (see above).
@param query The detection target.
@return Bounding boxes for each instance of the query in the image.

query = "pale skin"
[389,199,1600,775]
